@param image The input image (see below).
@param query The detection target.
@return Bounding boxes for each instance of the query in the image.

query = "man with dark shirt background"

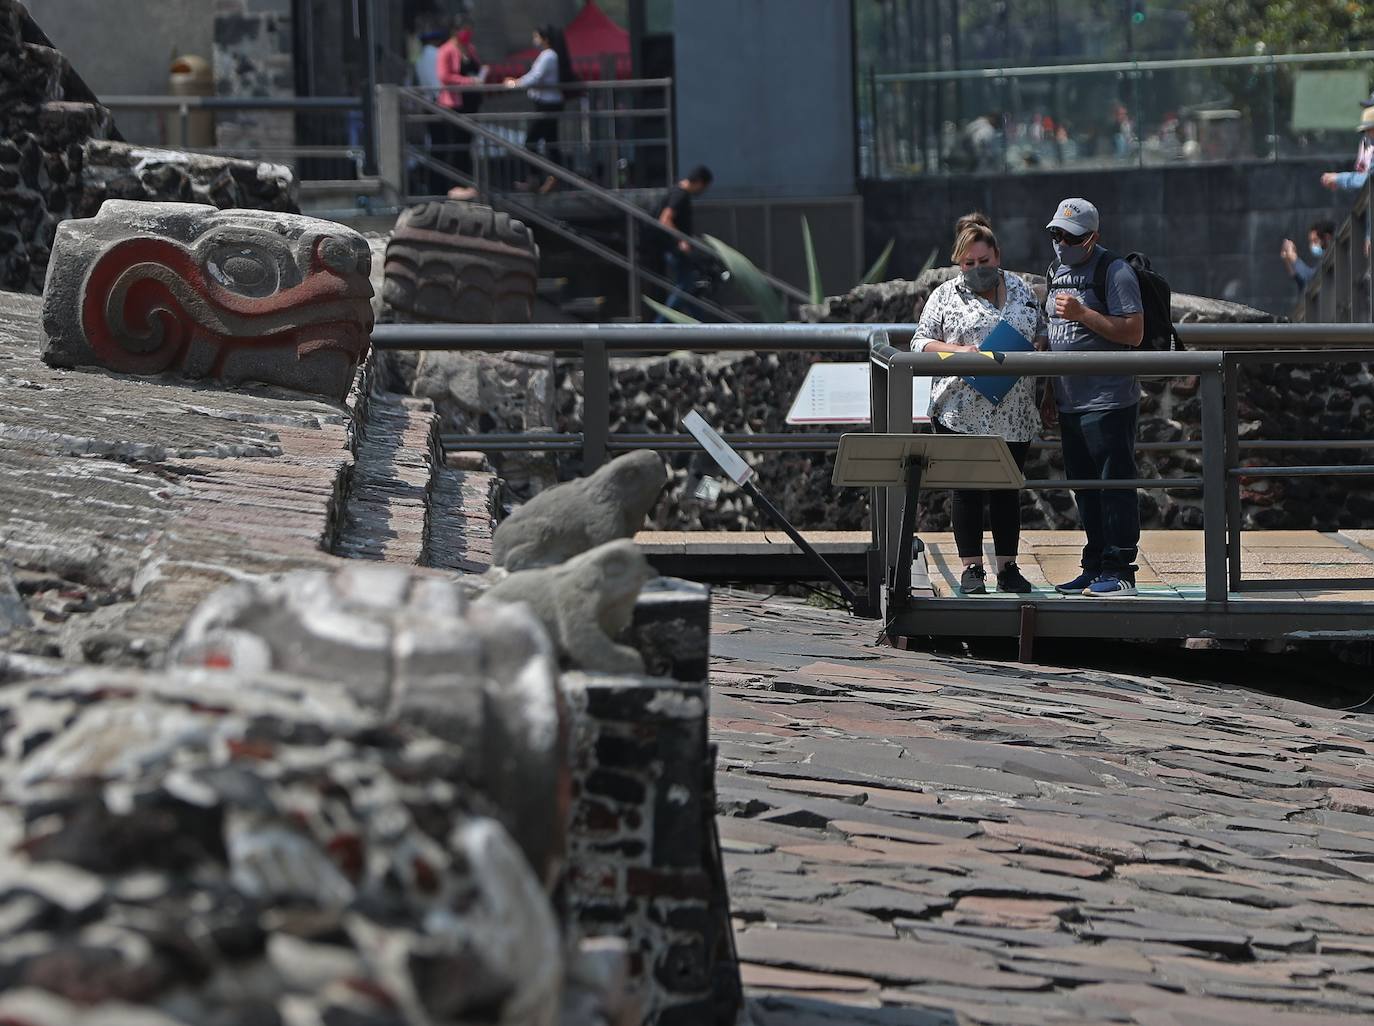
[654,165,713,320]
[1042,197,1145,598]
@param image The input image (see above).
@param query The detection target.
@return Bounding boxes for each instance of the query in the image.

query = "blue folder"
[961,319,1035,405]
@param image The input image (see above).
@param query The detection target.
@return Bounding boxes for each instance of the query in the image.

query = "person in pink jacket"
[432,21,486,197]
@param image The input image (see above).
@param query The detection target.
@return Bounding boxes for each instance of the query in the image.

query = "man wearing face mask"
[1280,221,1336,293]
[1042,198,1144,598]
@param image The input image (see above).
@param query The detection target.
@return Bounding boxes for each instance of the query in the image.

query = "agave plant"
[644,224,925,324]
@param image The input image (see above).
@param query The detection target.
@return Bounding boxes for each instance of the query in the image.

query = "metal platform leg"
[1017,603,1038,663]
[890,457,925,613]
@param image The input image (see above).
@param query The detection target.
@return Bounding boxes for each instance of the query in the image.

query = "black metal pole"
[891,457,923,609]
[359,0,378,176]
[741,479,870,617]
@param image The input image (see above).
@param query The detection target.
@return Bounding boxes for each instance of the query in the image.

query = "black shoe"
[997,562,1033,594]
[959,565,987,595]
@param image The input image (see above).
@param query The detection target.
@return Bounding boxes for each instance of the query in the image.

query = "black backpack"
[1048,248,1181,351]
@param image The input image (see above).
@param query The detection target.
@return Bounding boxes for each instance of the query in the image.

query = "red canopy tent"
[488,0,632,82]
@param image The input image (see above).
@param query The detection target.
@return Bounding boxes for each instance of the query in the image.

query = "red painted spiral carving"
[80,236,374,377]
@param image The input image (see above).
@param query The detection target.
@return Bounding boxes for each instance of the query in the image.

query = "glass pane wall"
[862,54,1374,179]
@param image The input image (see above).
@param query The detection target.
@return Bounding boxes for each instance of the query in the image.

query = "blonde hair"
[952,221,1000,263]
[953,211,992,236]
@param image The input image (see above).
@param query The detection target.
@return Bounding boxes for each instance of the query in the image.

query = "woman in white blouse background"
[505,25,575,193]
[912,214,1047,595]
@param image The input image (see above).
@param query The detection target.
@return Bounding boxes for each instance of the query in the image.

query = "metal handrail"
[875,47,1374,83]
[411,78,672,96]
[869,336,1374,613]
[407,148,744,323]
[396,88,811,311]
[367,320,1374,626]
[103,95,363,111]
[371,322,885,351]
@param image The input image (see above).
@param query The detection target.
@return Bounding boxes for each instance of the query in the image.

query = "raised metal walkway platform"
[640,528,1374,643]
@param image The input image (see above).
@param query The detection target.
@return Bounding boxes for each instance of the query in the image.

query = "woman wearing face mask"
[912,214,1047,595]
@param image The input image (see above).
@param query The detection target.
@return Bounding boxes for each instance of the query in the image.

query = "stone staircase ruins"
[0,44,739,1015]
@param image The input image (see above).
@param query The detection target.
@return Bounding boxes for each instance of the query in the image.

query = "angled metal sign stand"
[833,433,1024,617]
[683,410,877,618]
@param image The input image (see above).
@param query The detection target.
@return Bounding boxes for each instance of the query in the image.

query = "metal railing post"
[582,340,610,472]
[627,215,641,321]
[869,338,891,613]
[1223,356,1243,590]
[374,84,406,205]
[1200,368,1228,603]
[664,81,676,185]
[883,359,915,609]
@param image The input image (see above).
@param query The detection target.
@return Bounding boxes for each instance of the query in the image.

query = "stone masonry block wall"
[564,580,739,1026]
[0,1,299,297]
[213,0,295,160]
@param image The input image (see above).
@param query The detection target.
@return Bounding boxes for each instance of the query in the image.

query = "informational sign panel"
[683,410,755,485]
[786,363,933,426]
[832,432,1024,489]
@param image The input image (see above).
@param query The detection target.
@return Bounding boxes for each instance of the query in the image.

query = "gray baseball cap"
[1046,197,1099,235]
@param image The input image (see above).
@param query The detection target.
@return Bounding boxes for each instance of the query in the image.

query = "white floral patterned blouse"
[912,271,1046,442]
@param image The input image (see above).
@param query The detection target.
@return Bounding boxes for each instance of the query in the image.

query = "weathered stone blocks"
[0,665,562,1026]
[40,199,374,401]
[170,563,569,889]
[383,199,555,495]
[383,200,539,324]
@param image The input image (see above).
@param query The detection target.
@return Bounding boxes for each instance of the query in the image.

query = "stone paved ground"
[711,591,1374,1026]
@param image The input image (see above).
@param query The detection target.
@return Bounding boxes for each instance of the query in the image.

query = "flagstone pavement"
[711,591,1374,1026]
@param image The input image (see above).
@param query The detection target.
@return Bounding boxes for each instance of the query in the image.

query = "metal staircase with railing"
[376,84,809,324]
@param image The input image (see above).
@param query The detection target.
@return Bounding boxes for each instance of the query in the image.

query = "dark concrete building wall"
[468,0,580,64]
[673,0,854,199]
[863,158,1349,316]
[28,0,214,96]
[28,0,215,143]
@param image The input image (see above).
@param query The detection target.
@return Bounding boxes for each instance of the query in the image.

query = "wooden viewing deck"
[636,529,1374,643]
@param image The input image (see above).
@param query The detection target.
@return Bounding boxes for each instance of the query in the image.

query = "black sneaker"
[959,565,988,595]
[997,562,1033,594]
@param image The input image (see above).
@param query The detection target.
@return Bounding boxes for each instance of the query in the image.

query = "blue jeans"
[656,248,697,321]
[1060,405,1140,579]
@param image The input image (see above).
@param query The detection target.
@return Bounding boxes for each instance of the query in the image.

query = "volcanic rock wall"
[0,0,297,297]
[551,272,1374,535]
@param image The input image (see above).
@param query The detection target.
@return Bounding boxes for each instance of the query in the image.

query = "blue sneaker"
[1085,575,1137,597]
[1054,570,1098,595]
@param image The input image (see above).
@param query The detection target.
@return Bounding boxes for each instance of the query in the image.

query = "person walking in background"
[414,27,444,94]
[653,165,713,322]
[1281,220,1336,292]
[1042,198,1145,598]
[433,20,486,198]
[910,214,1045,596]
[505,25,575,193]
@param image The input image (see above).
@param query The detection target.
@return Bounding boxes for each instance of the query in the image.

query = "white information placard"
[785,363,932,426]
[682,410,755,486]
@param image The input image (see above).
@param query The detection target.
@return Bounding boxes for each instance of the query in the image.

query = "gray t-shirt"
[1045,248,1143,413]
